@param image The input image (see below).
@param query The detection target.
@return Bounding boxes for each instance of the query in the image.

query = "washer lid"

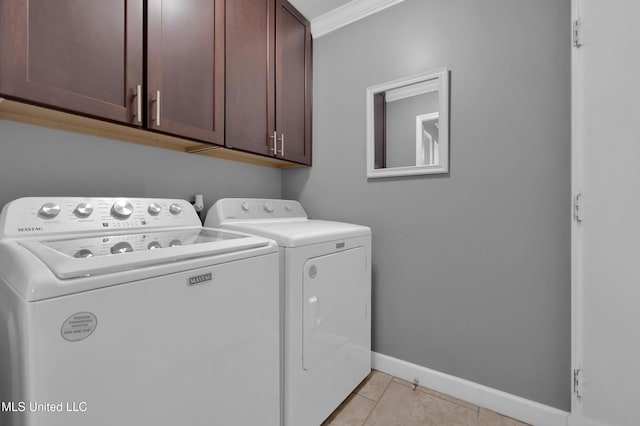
[19,228,270,279]
[221,220,370,248]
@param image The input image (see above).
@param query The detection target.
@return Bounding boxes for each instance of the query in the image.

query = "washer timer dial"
[263,201,275,213]
[111,200,134,219]
[148,203,162,216]
[74,203,94,218]
[39,202,61,218]
[169,203,182,215]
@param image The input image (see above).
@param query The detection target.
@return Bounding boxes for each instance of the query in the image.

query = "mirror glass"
[366,68,449,178]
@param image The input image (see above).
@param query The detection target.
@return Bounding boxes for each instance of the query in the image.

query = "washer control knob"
[263,201,275,213]
[111,199,134,219]
[39,202,61,218]
[148,203,162,216]
[73,249,94,259]
[74,202,94,218]
[110,242,134,254]
[147,241,162,250]
[241,202,250,212]
[284,204,292,212]
[169,203,182,215]
[169,239,182,247]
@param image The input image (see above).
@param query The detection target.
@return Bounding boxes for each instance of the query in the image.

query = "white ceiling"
[288,0,353,20]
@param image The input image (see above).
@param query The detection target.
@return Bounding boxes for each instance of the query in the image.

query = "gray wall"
[0,120,281,213]
[283,0,571,410]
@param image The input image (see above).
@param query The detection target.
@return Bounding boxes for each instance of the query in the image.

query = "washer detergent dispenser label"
[61,312,97,342]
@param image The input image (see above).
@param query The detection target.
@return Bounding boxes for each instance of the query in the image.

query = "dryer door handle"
[308,295,322,328]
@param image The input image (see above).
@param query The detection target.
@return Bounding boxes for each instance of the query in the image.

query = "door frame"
[570,0,583,422]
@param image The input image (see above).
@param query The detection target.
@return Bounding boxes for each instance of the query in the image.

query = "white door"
[572,1,640,425]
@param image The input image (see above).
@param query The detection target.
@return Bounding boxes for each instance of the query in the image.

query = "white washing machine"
[0,197,280,426]
[205,198,371,426]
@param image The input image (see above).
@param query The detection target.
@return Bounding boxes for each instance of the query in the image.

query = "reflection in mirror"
[366,68,449,178]
[416,112,439,166]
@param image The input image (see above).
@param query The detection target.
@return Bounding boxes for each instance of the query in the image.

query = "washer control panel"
[0,197,200,238]
[209,198,307,224]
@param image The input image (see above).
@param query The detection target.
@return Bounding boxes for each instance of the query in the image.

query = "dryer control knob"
[169,203,182,215]
[111,199,134,219]
[39,202,61,218]
[74,203,93,218]
[263,201,275,213]
[148,203,162,216]
[241,202,250,212]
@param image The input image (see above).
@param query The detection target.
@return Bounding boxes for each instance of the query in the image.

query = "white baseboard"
[372,352,569,426]
[568,415,608,426]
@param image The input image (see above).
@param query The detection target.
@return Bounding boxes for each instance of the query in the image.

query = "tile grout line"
[357,393,379,404]
[330,372,529,426]
[360,373,394,426]
[355,374,392,404]
[355,371,393,403]
[392,377,481,414]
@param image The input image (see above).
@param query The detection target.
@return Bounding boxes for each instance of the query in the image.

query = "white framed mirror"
[366,68,449,178]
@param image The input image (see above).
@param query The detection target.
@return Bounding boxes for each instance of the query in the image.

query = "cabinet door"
[275,0,312,165]
[147,0,225,144]
[225,0,276,156]
[0,0,143,125]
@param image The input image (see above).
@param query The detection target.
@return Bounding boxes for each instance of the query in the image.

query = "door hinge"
[573,19,583,48]
[574,193,583,223]
[573,369,584,398]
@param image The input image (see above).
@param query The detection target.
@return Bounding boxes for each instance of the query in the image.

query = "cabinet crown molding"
[310,0,406,38]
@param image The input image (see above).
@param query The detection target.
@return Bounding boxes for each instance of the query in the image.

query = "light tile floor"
[322,371,531,426]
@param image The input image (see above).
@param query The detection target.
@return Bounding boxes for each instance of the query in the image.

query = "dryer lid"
[206,198,370,247]
[220,220,370,248]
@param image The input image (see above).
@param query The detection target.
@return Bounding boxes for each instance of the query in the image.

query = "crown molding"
[311,0,407,38]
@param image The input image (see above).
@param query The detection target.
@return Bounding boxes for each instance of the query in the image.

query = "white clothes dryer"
[206,198,371,426]
[0,197,280,426]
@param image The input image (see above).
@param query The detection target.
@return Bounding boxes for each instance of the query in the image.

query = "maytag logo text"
[17,227,43,232]
[188,273,212,286]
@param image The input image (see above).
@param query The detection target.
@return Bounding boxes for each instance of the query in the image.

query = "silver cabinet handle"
[132,84,142,123]
[152,90,161,127]
[278,133,285,157]
[268,131,277,154]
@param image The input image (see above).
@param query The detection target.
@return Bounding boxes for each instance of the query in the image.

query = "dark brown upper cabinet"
[275,1,312,165]
[0,0,144,125]
[225,0,275,157]
[0,0,309,166]
[147,0,224,144]
[226,0,312,165]
[0,0,224,145]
